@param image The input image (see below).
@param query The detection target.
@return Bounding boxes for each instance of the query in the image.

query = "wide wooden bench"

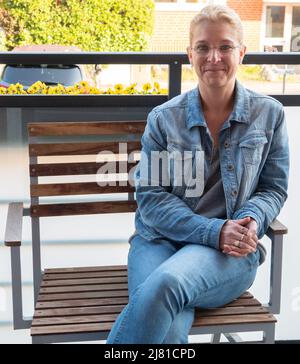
[4,121,287,344]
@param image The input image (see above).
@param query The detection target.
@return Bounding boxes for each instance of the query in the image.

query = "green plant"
[0,0,154,51]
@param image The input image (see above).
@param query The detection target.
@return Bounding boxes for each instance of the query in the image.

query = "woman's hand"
[219,217,258,258]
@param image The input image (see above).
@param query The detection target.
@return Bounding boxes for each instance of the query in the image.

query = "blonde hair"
[189,5,244,45]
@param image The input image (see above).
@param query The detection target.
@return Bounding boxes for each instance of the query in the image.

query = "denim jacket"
[134,81,289,250]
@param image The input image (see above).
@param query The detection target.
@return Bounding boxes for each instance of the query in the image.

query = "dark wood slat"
[34,305,126,318]
[31,200,137,217]
[36,297,129,309]
[224,298,261,307]
[41,276,128,287]
[196,306,269,317]
[28,121,146,137]
[31,182,135,197]
[267,219,288,235]
[32,313,119,326]
[193,314,276,327]
[30,161,138,177]
[29,141,141,156]
[38,290,129,302]
[44,265,127,274]
[31,313,276,336]
[39,283,128,294]
[4,203,23,247]
[31,322,113,335]
[43,271,128,281]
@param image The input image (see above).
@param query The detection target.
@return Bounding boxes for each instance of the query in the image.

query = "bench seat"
[31,265,276,342]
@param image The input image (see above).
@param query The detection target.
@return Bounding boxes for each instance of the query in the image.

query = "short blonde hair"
[189,5,244,45]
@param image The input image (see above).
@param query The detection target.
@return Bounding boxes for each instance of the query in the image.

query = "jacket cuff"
[204,218,227,250]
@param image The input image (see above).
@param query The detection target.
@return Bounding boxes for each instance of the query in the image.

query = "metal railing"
[0,51,299,107]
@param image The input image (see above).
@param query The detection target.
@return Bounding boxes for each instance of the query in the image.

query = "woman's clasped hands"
[220,217,258,258]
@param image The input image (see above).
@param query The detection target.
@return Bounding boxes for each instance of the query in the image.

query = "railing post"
[169,60,182,99]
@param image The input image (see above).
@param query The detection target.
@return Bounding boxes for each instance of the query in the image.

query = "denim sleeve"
[135,110,226,249]
[232,107,289,238]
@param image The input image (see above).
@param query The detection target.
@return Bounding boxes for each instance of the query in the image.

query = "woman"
[107,5,289,344]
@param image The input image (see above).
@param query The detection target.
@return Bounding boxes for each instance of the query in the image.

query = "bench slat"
[41,276,128,287]
[36,297,129,309]
[34,305,126,318]
[193,314,276,327]
[29,141,141,156]
[31,322,113,335]
[39,283,128,294]
[28,121,146,137]
[44,265,127,274]
[38,290,129,302]
[43,271,128,281]
[30,161,137,177]
[31,200,137,217]
[34,305,268,320]
[32,313,119,326]
[197,306,268,317]
[31,182,135,197]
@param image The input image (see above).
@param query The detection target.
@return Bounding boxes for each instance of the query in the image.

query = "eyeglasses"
[191,44,240,57]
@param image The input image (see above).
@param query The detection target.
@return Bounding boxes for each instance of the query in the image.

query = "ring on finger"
[233,240,240,248]
[240,233,245,242]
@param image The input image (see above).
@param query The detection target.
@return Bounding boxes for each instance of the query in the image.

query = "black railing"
[0,52,299,107]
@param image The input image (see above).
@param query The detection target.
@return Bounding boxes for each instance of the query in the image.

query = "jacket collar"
[186,80,250,130]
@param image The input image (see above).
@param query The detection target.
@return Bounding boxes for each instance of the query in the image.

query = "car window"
[2,65,83,86]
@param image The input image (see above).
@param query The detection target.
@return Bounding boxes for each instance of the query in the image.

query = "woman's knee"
[148,270,189,313]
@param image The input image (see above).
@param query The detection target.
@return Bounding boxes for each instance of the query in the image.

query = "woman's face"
[187,20,246,91]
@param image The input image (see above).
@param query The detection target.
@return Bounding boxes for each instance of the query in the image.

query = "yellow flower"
[154,82,160,91]
[79,81,89,88]
[0,87,7,94]
[7,85,18,94]
[143,83,152,93]
[114,84,124,93]
[15,83,24,92]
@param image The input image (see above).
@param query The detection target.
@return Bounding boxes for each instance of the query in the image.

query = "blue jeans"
[106,234,260,344]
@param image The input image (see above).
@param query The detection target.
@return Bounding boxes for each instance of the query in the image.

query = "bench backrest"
[28,121,146,218]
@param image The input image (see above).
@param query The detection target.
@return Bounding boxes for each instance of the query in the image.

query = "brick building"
[149,0,300,52]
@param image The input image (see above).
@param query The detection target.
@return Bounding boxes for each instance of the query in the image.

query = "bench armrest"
[5,203,24,247]
[266,219,288,237]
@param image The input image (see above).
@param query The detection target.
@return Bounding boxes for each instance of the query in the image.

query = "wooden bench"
[4,121,288,344]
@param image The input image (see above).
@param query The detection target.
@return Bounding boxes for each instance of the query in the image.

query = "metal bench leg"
[223,333,243,343]
[211,333,221,343]
[263,323,275,344]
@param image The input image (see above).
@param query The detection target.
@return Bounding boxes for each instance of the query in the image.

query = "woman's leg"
[127,235,195,344]
[107,234,194,343]
[107,239,260,344]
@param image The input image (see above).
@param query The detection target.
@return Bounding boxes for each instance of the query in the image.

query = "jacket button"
[227,164,234,171]
[224,141,230,148]
[232,189,238,197]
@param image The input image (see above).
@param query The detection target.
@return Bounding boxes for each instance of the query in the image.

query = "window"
[266,6,285,38]
[291,7,300,51]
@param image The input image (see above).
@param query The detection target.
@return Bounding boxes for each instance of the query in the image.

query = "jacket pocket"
[239,131,268,165]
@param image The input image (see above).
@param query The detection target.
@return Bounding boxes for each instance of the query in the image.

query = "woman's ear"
[187,46,193,67]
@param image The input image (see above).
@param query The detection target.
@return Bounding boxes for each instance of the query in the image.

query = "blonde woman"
[107,5,289,344]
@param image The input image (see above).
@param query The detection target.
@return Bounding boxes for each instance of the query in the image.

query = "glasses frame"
[190,44,241,57]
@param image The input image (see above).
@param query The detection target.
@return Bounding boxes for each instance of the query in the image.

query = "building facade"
[149,0,300,52]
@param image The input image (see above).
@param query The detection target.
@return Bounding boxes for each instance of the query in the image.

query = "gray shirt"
[195,146,265,264]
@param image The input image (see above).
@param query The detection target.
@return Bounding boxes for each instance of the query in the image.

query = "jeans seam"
[113,286,143,344]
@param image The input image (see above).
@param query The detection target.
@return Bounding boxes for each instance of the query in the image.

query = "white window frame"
[154,0,226,12]
[261,1,300,51]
